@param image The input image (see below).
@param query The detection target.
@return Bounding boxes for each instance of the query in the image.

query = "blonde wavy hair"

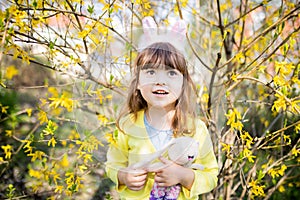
[117,42,197,135]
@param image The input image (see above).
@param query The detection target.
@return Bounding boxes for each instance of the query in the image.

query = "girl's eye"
[146,70,155,75]
[168,70,179,77]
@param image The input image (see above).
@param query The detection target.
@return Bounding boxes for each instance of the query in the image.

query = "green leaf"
[84,130,92,137]
[257,170,265,181]
[110,74,114,83]
[87,5,94,14]
[113,129,118,139]
[125,42,133,51]
[49,39,57,50]
[32,0,37,8]
[81,81,86,89]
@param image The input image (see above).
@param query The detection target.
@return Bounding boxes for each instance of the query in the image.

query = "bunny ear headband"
[138,16,188,54]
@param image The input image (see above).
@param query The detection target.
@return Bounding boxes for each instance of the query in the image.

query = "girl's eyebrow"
[164,65,175,70]
[141,64,176,70]
[141,64,154,70]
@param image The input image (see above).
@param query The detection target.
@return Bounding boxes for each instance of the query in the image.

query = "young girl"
[106,42,218,200]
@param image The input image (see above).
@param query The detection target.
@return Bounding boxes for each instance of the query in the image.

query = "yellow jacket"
[105,110,218,200]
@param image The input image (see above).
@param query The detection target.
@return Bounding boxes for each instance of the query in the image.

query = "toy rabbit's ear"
[171,19,187,41]
[142,16,157,41]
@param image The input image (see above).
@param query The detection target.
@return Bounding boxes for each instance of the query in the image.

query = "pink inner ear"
[171,20,187,36]
[142,16,157,42]
[142,16,156,30]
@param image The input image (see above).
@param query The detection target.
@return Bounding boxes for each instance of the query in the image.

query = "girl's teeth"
[153,90,168,94]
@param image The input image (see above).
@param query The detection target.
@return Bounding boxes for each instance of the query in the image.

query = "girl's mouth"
[152,90,169,95]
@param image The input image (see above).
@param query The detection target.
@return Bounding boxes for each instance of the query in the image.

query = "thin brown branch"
[208,53,222,118]
[224,1,270,29]
[176,0,183,19]
[219,4,300,70]
[186,34,212,72]
[227,26,300,92]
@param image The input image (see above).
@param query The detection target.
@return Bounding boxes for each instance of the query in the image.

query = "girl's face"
[137,65,183,110]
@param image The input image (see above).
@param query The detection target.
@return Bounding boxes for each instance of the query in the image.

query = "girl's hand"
[152,157,195,190]
[118,168,148,191]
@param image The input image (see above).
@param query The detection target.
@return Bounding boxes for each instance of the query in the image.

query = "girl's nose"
[155,82,166,86]
[155,72,166,85]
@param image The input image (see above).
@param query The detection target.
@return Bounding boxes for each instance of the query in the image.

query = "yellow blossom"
[278,185,285,193]
[78,135,103,153]
[48,87,59,97]
[29,169,42,179]
[51,171,61,185]
[48,137,57,147]
[38,110,48,124]
[291,147,300,157]
[274,61,295,76]
[39,98,48,107]
[55,185,63,193]
[60,154,69,168]
[1,145,13,159]
[258,65,267,73]
[49,92,74,112]
[83,153,93,164]
[1,104,9,114]
[225,108,244,131]
[249,179,266,198]
[79,165,87,173]
[76,150,85,159]
[283,134,291,145]
[201,93,209,104]
[26,108,32,117]
[261,164,267,169]
[69,130,80,140]
[242,148,256,163]
[61,140,67,147]
[105,133,116,146]
[295,124,300,133]
[268,164,287,179]
[231,73,238,82]
[221,142,231,154]
[272,93,287,112]
[235,52,246,64]
[273,75,290,88]
[5,130,13,137]
[43,120,58,136]
[5,65,19,79]
[65,172,82,193]
[241,131,253,148]
[289,99,300,114]
[28,150,45,161]
[97,114,109,125]
[22,140,32,153]
[277,164,287,176]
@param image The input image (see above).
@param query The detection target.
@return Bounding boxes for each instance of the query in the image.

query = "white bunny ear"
[142,16,157,42]
[171,19,187,41]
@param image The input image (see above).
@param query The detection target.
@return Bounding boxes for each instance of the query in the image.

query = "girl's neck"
[145,106,175,130]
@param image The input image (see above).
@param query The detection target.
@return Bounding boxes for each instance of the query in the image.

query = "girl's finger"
[130,169,148,176]
[154,174,166,183]
[128,180,146,191]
